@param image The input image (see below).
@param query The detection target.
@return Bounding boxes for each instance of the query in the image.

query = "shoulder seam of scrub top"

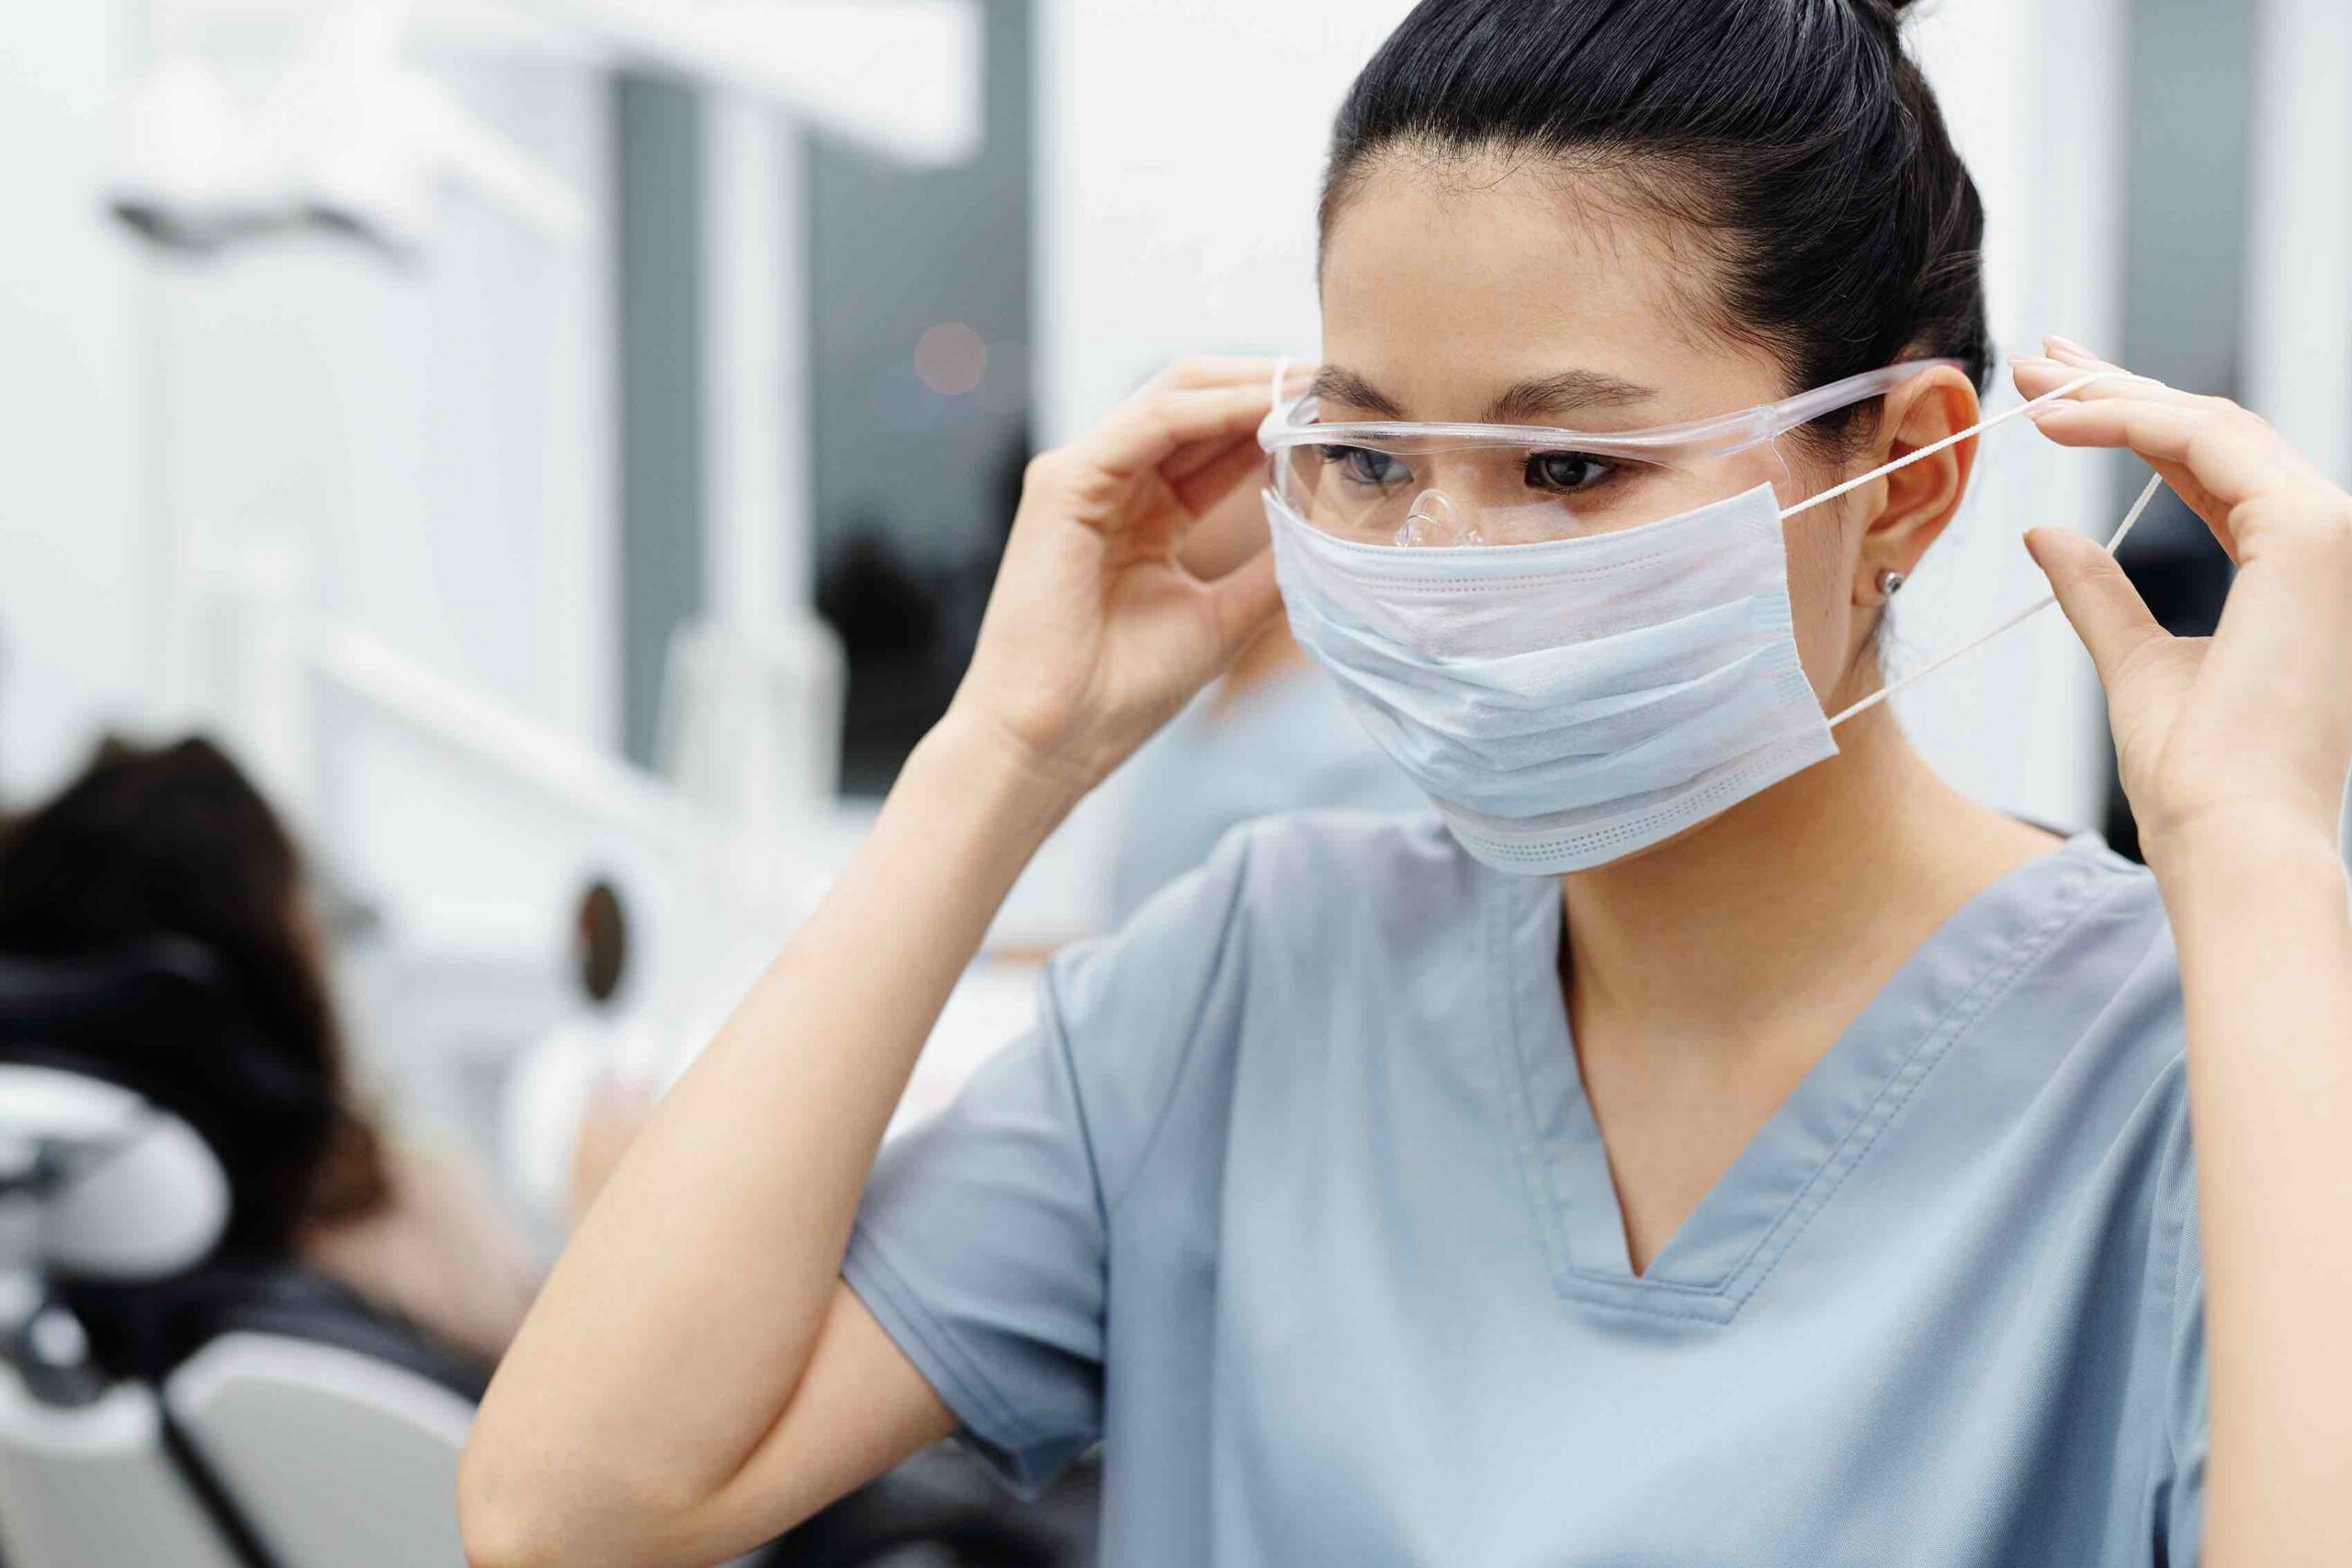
[1102,822,1260,1226]
[1036,953,1116,1237]
[1508,843,2149,1325]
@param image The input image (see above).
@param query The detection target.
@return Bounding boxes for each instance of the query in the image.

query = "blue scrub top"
[844,815,2204,1566]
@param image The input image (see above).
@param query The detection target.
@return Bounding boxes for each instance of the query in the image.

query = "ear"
[1853,367,1979,606]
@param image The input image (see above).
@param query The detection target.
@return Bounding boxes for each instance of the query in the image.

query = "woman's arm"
[2160,824,2352,1568]
[458,360,1289,1568]
[2021,338,2352,1568]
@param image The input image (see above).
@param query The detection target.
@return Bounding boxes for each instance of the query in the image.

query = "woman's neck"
[1558,709,2063,1051]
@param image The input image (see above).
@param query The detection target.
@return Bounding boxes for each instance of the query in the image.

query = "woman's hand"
[947,357,1295,796]
[2022,339,2352,1568]
[2016,337,2352,865]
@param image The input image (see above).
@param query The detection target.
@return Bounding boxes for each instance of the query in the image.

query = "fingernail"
[2047,335,2101,358]
[2013,355,2057,368]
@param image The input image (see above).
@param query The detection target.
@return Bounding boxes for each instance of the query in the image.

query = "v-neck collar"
[1480,833,2124,1325]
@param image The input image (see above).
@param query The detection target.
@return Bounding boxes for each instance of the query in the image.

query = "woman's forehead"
[1317,160,1786,424]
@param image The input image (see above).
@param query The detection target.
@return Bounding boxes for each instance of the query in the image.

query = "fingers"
[1018,358,1297,564]
[1163,360,1314,483]
[1068,382,1278,487]
[1144,356,1298,394]
[2014,338,2292,467]
[1040,356,1307,508]
[2006,338,2349,563]
[2023,395,2305,538]
[2010,342,2171,406]
[1165,425,1264,485]
[2040,337,2199,405]
[2022,395,2241,477]
[1171,436,1269,519]
[2024,525,2170,690]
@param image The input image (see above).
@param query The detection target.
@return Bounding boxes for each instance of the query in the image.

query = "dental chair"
[0,941,1091,1568]
[0,942,479,1568]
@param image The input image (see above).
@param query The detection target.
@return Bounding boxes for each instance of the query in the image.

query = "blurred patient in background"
[1108,474,1424,922]
[0,736,625,1368]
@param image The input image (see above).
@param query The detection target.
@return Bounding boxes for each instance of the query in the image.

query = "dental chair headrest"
[0,1065,227,1280]
[0,940,282,1281]
[0,942,495,1403]
[0,937,333,1151]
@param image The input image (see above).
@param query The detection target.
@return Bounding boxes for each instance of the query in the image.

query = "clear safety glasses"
[1260,359,1965,547]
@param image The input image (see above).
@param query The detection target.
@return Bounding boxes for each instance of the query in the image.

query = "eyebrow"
[1311,365,1660,425]
[1308,366,1407,420]
[1486,369,1657,424]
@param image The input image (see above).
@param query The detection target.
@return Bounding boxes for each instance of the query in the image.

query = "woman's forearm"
[462,708,1079,1544]
[461,357,1282,1564]
[2153,818,2352,1568]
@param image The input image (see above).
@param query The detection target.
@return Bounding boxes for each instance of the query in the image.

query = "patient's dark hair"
[0,735,390,1254]
[1323,0,1991,441]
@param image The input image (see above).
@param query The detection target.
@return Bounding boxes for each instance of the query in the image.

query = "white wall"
[0,4,150,799]
[149,47,620,947]
[1009,0,1419,938]
[1035,0,1419,444]
[2243,0,2352,486]
[2241,0,2352,852]
[0,5,623,953]
[1898,0,2130,830]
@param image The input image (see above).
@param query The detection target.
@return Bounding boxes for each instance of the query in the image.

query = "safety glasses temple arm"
[1261,358,1973,457]
[1757,358,1969,437]
[1781,367,2124,520]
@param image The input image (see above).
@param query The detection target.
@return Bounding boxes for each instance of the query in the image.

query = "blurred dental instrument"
[110,0,588,257]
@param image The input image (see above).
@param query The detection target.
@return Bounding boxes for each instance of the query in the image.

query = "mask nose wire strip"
[1781,370,2125,522]
[1826,468,2168,729]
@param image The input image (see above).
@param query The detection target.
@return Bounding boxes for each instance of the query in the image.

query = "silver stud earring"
[1877,569,1906,598]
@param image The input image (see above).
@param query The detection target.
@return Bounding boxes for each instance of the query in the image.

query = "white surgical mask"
[1264,370,2164,875]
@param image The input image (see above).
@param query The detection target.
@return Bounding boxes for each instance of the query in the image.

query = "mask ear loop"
[1763,364,2158,729]
[1826,468,2167,728]
[1780,368,2125,524]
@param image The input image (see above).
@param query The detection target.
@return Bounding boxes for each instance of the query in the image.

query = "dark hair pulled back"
[1322,0,1991,441]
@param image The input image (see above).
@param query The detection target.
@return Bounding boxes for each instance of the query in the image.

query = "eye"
[1317,445,1410,490]
[1523,450,1622,493]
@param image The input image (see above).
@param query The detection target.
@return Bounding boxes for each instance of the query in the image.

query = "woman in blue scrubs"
[465,2,2352,1563]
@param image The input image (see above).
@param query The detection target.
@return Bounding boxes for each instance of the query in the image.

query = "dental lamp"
[110,0,587,258]
[108,0,983,260]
